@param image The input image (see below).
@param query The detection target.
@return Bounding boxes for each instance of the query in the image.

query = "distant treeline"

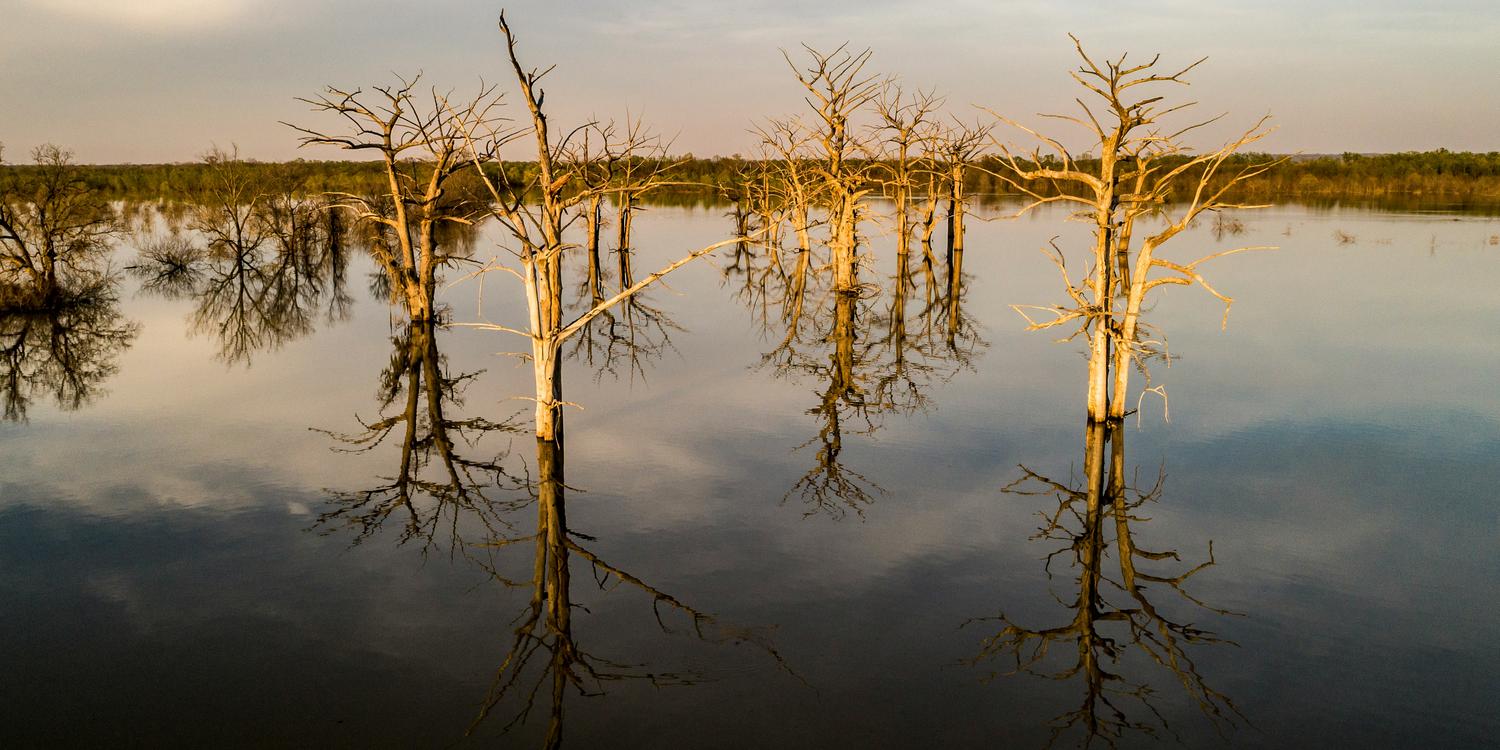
[3,150,1499,205]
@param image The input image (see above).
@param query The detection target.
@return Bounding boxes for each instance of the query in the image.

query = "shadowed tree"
[129,153,353,365]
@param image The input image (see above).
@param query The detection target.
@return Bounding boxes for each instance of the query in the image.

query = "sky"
[1,0,1496,163]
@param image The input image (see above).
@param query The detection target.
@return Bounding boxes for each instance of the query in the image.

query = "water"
[2,200,1498,748]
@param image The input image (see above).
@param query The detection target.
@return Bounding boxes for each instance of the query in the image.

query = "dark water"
[2,201,1498,748]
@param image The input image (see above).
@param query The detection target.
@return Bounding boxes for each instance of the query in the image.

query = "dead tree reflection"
[315,316,788,747]
[315,316,522,553]
[566,287,683,384]
[0,279,139,421]
[969,421,1240,747]
[739,224,981,518]
[466,433,793,747]
[129,194,353,365]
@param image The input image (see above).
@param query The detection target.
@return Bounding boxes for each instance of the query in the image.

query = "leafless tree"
[873,85,943,297]
[988,38,1279,422]
[752,119,822,327]
[285,76,504,320]
[605,116,671,289]
[936,119,993,323]
[783,44,882,296]
[452,14,754,538]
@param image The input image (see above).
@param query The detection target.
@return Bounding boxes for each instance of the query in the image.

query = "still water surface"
[2,201,1498,748]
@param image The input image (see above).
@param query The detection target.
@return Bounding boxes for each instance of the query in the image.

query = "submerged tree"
[783,44,881,297]
[459,12,750,464]
[990,38,1278,422]
[935,119,992,320]
[285,76,504,320]
[873,85,942,296]
[0,144,119,306]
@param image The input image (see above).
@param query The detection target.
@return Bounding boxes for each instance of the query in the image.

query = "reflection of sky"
[2,205,1498,746]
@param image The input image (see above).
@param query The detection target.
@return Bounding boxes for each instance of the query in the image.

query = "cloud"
[23,0,258,32]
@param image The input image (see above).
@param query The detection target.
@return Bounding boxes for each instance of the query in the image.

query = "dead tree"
[873,85,942,295]
[783,44,881,296]
[990,37,1278,422]
[914,146,947,293]
[602,116,672,291]
[285,77,504,320]
[936,119,992,322]
[458,13,750,480]
[570,123,620,306]
[753,118,821,327]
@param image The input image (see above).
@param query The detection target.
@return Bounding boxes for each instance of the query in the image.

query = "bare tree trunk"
[833,192,859,294]
[1084,147,1119,423]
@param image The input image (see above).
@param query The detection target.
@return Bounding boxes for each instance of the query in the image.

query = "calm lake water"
[2,200,1498,748]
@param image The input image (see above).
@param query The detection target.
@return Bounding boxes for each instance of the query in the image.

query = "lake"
[2,199,1498,748]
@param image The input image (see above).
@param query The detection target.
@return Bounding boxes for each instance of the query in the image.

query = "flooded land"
[2,193,1497,747]
[3,12,1499,747]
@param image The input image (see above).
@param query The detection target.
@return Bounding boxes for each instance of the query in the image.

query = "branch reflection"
[129,177,352,365]
[730,205,983,518]
[317,268,790,746]
[315,314,523,552]
[969,420,1242,747]
[0,279,139,421]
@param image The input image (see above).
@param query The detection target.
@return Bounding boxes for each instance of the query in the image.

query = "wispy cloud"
[23,0,259,32]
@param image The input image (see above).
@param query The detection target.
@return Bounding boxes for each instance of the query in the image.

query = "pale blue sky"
[1,0,1495,162]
